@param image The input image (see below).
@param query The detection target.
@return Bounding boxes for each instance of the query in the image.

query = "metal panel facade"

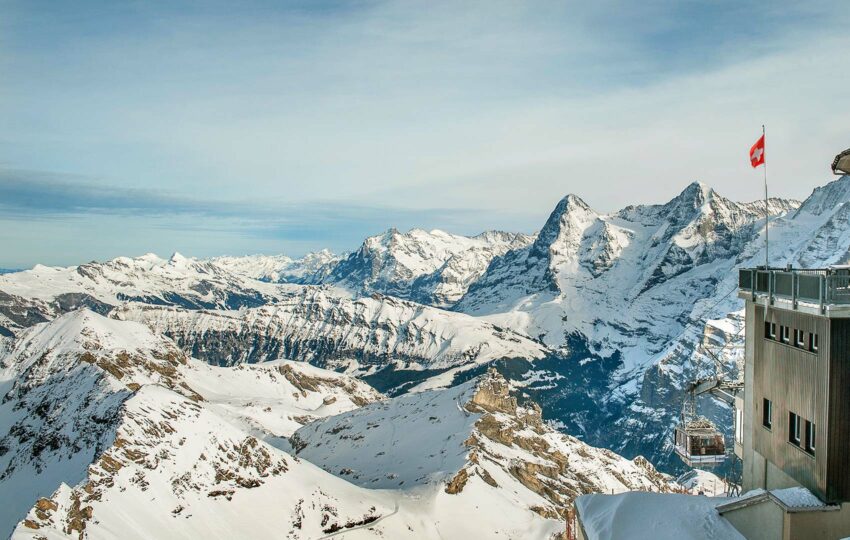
[751,303,830,500]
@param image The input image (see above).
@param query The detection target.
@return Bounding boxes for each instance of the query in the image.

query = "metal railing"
[739,267,850,312]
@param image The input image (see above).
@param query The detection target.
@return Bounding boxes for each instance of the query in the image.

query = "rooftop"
[575,492,744,540]
[716,487,836,514]
[738,267,850,317]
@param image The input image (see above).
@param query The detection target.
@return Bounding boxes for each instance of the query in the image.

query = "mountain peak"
[678,180,714,204]
[532,193,597,252]
[561,193,592,210]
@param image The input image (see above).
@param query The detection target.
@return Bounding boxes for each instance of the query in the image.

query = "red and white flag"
[750,135,765,168]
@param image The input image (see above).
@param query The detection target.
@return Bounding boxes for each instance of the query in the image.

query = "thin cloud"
[0,168,505,254]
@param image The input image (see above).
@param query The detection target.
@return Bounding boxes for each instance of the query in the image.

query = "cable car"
[674,415,726,467]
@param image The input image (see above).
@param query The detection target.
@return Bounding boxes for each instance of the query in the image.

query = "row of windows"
[762,398,815,456]
[764,321,818,352]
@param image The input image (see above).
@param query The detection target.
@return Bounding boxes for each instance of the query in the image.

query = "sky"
[1,0,848,268]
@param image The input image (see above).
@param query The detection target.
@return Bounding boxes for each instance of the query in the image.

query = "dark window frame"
[794,329,806,348]
[789,412,801,445]
[804,420,816,455]
[764,321,777,340]
[762,398,773,430]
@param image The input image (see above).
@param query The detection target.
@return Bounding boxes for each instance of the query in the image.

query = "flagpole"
[763,124,769,269]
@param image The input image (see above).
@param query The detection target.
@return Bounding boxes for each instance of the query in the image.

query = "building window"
[794,329,806,348]
[765,322,776,340]
[735,407,744,444]
[762,398,772,429]
[809,333,819,353]
[789,412,801,445]
[805,420,816,455]
[780,325,790,344]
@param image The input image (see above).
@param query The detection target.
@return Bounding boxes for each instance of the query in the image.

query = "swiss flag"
[750,135,765,168]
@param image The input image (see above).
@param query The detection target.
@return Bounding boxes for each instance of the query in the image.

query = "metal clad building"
[739,267,850,503]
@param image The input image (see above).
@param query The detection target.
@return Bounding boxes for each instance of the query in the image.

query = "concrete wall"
[724,499,850,540]
[743,300,758,492]
[723,499,784,540]
[786,503,850,540]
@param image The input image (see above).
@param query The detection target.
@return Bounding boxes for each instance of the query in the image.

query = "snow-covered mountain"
[450,179,850,472]
[0,253,293,336]
[323,228,534,307]
[455,182,797,355]
[114,286,547,394]
[0,310,389,538]
[209,250,342,284]
[2,311,679,539]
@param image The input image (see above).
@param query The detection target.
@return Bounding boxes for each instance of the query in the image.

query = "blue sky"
[1,0,848,267]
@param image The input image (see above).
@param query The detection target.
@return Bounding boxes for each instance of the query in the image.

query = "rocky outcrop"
[453,370,674,519]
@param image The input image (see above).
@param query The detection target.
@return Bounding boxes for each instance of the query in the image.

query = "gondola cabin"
[673,417,726,467]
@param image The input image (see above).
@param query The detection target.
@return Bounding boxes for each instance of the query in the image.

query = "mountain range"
[3,175,850,538]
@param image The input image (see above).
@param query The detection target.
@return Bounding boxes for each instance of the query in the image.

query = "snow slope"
[455,182,797,358]
[294,369,676,526]
[447,181,814,469]
[10,380,396,540]
[676,469,730,497]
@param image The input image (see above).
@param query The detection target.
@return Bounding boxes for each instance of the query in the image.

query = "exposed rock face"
[114,289,546,381]
[468,369,519,414]
[457,370,673,518]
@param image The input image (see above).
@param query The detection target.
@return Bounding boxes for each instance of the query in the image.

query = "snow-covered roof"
[575,492,744,540]
[770,487,827,509]
[716,487,834,515]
